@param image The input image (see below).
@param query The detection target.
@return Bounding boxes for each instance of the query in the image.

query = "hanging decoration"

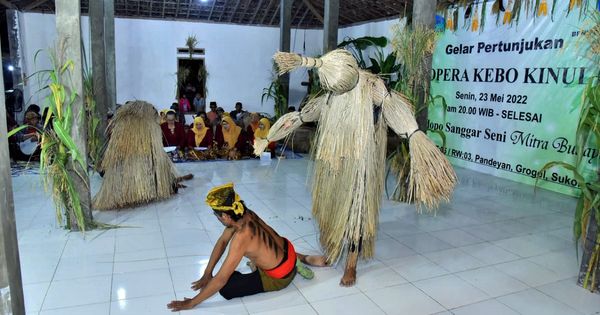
[503,0,514,24]
[569,0,583,12]
[446,8,454,29]
[472,3,480,31]
[438,0,596,30]
[538,0,549,16]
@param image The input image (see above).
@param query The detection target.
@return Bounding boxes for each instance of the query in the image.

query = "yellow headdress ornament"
[205,183,245,215]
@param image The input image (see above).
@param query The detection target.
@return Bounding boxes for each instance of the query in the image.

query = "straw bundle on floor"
[382,91,457,210]
[93,100,178,210]
[274,49,359,93]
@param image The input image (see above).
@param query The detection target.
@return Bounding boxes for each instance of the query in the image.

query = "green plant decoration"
[185,34,198,59]
[35,42,93,231]
[262,63,288,120]
[537,11,600,292]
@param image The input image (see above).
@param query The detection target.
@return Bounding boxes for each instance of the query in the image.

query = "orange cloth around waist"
[264,239,296,279]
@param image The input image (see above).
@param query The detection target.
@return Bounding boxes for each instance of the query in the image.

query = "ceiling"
[1,0,411,29]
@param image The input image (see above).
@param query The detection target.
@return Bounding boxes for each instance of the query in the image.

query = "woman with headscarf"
[161,109,187,148]
[160,109,169,124]
[187,116,214,149]
[253,118,276,157]
[215,114,244,160]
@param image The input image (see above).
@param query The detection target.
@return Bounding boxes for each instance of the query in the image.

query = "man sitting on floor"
[168,183,327,311]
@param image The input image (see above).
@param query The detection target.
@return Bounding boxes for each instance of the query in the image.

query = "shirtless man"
[167,183,327,312]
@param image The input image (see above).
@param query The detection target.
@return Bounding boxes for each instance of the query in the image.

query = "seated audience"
[215,115,244,160]
[7,115,29,161]
[161,109,187,148]
[187,116,214,148]
[160,109,169,124]
[247,112,260,133]
[254,118,277,157]
[216,107,225,118]
[170,102,186,124]
[229,102,247,123]
[24,104,41,117]
[21,111,42,142]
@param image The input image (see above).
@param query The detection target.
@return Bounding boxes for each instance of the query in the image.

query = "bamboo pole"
[0,35,25,314]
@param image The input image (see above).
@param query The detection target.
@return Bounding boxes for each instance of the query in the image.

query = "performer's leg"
[340,240,361,286]
[340,250,358,287]
[219,270,264,300]
[297,253,328,267]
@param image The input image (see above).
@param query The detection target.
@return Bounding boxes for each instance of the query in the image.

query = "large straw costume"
[254,49,457,282]
[93,100,181,210]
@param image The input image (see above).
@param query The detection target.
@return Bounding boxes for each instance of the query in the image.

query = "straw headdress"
[274,49,359,93]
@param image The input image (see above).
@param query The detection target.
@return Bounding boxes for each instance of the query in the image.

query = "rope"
[301,56,323,68]
[406,129,419,139]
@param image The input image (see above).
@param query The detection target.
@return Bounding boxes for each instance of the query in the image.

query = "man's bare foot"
[299,254,328,267]
[340,268,356,287]
[340,250,358,287]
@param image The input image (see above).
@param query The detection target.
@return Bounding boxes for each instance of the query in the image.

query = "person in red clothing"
[161,109,187,148]
[214,115,244,160]
[187,116,214,149]
[253,118,277,157]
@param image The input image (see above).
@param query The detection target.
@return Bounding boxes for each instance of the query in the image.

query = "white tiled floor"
[10,159,600,314]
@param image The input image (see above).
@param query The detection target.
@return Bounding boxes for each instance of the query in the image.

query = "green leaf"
[573,195,584,256]
[6,125,28,138]
[369,57,381,74]
[52,120,86,171]
[338,36,388,50]
[427,129,447,148]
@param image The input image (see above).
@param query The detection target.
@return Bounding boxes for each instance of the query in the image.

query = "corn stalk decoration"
[537,11,600,292]
[35,42,95,231]
[185,34,198,60]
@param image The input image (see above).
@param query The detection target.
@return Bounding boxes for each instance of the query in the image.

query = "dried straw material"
[274,49,359,93]
[382,92,457,210]
[408,132,457,210]
[253,94,327,156]
[263,48,456,266]
[311,70,386,263]
[93,101,178,210]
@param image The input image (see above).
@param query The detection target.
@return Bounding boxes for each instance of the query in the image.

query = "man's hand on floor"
[191,274,212,291]
[167,297,195,311]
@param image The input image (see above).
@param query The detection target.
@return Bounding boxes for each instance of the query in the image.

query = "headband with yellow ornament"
[205,182,245,216]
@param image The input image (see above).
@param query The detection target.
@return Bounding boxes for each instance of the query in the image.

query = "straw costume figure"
[254,49,457,286]
[93,100,192,210]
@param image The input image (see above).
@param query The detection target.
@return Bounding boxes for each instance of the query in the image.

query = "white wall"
[19,12,322,116]
[339,19,399,43]
[18,12,401,119]
[339,18,401,58]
